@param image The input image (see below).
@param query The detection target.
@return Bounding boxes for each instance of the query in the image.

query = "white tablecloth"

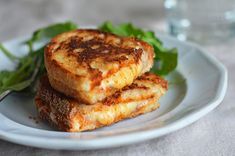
[0,0,234,155]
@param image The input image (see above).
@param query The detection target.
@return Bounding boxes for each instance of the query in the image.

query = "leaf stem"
[0,44,19,61]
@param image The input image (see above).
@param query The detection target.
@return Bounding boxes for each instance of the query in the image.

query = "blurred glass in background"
[164,0,235,43]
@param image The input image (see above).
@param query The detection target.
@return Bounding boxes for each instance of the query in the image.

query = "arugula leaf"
[151,48,178,75]
[99,21,178,75]
[25,21,77,53]
[0,53,34,93]
[0,22,78,94]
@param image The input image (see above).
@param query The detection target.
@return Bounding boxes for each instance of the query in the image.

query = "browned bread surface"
[44,29,155,104]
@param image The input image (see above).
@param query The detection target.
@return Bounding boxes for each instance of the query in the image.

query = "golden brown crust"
[44,29,155,104]
[46,29,151,64]
[35,73,167,132]
[136,72,168,90]
[35,97,159,132]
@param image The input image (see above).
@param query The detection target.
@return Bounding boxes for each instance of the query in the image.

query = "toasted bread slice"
[35,73,167,132]
[44,29,155,104]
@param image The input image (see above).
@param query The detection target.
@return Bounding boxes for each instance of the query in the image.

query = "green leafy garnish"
[153,48,178,75]
[0,49,41,93]
[25,21,78,53]
[99,21,178,75]
[0,22,78,94]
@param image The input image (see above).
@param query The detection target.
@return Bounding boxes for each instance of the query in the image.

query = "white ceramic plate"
[0,32,227,150]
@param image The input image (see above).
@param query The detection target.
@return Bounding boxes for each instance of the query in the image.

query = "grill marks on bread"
[53,31,143,65]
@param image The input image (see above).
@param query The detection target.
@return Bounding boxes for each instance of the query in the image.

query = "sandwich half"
[35,73,167,132]
[44,29,155,104]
